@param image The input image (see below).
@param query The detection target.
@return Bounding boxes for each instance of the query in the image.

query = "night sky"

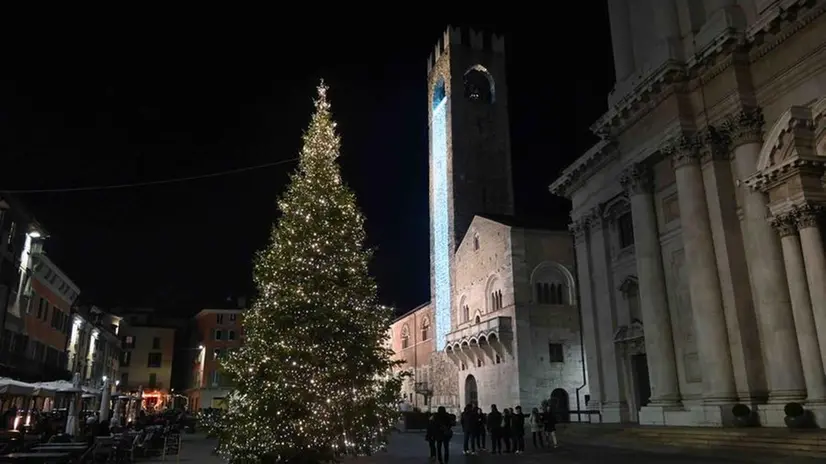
[0,14,613,315]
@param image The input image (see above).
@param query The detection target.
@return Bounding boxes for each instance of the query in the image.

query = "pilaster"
[620,163,681,409]
[769,213,826,404]
[793,204,826,374]
[665,133,737,404]
[727,108,805,406]
[698,126,767,402]
[585,208,628,422]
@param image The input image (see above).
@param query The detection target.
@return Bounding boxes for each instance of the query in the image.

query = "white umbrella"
[98,378,111,421]
[64,373,82,436]
[110,396,122,427]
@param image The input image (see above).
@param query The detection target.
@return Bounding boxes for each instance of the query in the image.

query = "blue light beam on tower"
[432,90,450,351]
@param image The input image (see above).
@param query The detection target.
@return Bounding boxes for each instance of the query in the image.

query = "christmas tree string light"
[217,81,404,464]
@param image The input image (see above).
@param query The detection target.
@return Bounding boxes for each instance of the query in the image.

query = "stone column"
[770,215,826,402]
[620,163,681,406]
[607,0,635,81]
[587,209,628,422]
[571,218,604,410]
[669,135,737,403]
[794,204,826,372]
[728,110,806,402]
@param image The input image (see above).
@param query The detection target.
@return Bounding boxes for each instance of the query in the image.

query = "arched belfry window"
[463,65,495,103]
[531,262,575,306]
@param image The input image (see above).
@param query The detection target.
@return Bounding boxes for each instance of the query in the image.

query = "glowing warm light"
[215,81,403,463]
[431,79,451,351]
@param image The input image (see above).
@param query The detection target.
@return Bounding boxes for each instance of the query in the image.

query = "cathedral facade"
[388,27,587,416]
[550,1,826,427]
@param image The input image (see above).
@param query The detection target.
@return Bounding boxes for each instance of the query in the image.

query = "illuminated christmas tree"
[218,81,403,463]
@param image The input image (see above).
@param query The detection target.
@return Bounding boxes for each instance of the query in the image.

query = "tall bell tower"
[427,26,515,350]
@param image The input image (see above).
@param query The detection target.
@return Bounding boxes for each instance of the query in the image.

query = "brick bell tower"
[427,26,515,351]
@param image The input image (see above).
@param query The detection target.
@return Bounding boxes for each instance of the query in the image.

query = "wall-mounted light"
[27,230,41,239]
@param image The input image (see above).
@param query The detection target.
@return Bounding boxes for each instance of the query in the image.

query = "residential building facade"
[550,1,826,427]
[118,324,175,411]
[187,308,245,411]
[67,305,122,389]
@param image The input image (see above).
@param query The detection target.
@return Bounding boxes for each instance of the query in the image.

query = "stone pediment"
[613,320,644,344]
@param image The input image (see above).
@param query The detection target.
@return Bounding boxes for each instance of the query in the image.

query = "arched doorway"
[550,388,570,423]
[465,375,479,407]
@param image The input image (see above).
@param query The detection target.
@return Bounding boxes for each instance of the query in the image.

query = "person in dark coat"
[460,404,477,455]
[542,405,558,448]
[486,405,503,455]
[512,406,527,454]
[473,406,487,451]
[433,406,454,464]
[425,414,438,460]
[502,408,513,453]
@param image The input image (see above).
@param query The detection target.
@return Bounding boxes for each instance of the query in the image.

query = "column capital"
[586,207,606,232]
[722,108,765,148]
[770,214,798,238]
[620,163,653,196]
[569,218,589,243]
[664,134,702,170]
[699,127,731,164]
[793,204,824,230]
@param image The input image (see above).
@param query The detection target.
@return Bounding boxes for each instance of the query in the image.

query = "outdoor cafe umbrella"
[64,372,82,436]
[110,395,122,427]
[98,378,111,421]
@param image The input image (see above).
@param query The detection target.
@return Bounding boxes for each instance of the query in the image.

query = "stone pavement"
[152,431,814,463]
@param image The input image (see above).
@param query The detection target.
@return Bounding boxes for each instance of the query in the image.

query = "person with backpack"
[433,406,454,464]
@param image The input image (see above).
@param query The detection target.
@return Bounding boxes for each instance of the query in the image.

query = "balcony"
[0,348,71,383]
[444,316,512,365]
[414,382,432,395]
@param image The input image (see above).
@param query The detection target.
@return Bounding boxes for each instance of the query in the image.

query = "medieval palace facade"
[388,27,587,415]
[551,0,826,427]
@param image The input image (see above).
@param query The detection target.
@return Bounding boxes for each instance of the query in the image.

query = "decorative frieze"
[663,134,702,170]
[723,108,764,148]
[794,204,824,230]
[586,207,607,232]
[769,214,798,238]
[620,163,653,196]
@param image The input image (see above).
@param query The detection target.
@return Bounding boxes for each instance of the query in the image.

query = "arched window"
[485,276,504,312]
[531,262,574,305]
[463,65,495,103]
[401,324,410,349]
[420,318,430,341]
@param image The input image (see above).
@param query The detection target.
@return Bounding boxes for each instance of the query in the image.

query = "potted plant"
[731,403,754,427]
[784,402,812,428]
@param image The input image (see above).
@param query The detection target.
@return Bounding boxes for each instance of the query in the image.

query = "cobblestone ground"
[160,432,812,463]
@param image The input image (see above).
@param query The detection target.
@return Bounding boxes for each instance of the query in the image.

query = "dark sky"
[0,15,614,314]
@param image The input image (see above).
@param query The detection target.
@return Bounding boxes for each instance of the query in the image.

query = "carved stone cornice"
[620,163,653,196]
[699,127,731,165]
[663,134,702,170]
[723,108,764,148]
[793,204,824,230]
[769,214,797,238]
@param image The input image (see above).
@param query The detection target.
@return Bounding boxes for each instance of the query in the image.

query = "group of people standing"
[425,403,557,463]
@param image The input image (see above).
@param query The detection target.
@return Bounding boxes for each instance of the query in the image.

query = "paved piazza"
[168,432,816,464]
